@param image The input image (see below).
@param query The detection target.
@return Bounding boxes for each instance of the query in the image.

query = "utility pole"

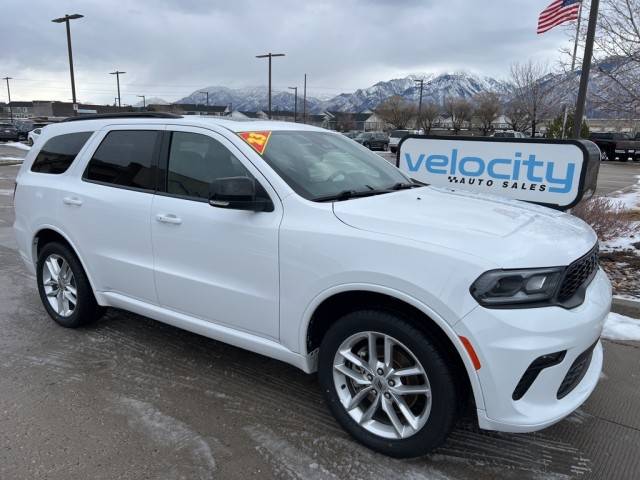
[255,52,285,119]
[198,90,209,107]
[137,95,146,108]
[303,73,307,124]
[561,2,583,139]
[109,70,126,108]
[52,13,83,116]
[288,86,298,122]
[414,78,424,119]
[2,77,12,122]
[573,0,600,138]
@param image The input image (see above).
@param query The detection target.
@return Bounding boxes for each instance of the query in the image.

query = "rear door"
[151,126,282,339]
[60,125,163,303]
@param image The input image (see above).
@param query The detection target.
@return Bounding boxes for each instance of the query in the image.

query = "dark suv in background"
[355,131,389,151]
[0,123,19,142]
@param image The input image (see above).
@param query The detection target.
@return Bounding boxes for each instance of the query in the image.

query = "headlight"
[470,267,564,307]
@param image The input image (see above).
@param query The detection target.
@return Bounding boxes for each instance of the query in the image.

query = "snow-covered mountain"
[178,86,325,113]
[177,73,510,113]
[136,97,169,107]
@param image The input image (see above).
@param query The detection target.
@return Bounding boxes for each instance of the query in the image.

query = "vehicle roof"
[41,116,327,137]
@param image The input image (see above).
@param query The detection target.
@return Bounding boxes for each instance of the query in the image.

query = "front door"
[151,127,282,339]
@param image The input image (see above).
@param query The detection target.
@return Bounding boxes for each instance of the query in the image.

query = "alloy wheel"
[42,254,77,317]
[332,331,432,439]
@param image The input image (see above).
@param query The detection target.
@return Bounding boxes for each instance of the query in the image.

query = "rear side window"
[85,130,160,190]
[31,132,93,174]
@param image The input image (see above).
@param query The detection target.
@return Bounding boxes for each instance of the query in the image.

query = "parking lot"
[1,151,640,479]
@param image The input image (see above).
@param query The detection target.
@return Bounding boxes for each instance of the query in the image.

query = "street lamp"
[109,71,126,108]
[52,13,83,115]
[198,90,209,107]
[2,77,12,122]
[256,52,285,119]
[137,95,146,108]
[288,86,298,123]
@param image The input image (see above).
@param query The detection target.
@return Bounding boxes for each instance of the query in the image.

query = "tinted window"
[167,131,253,200]
[390,130,410,138]
[31,131,93,174]
[85,130,159,190]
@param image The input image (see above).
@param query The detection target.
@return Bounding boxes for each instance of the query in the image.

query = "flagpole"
[561,2,583,139]
[573,0,599,138]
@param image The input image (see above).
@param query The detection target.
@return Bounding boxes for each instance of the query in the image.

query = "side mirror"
[209,176,273,212]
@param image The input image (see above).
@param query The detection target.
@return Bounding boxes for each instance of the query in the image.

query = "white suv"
[13,113,611,458]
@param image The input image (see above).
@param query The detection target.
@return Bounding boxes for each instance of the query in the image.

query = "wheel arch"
[301,285,485,410]
[33,227,102,304]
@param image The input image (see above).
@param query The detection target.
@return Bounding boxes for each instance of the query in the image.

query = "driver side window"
[167,131,252,200]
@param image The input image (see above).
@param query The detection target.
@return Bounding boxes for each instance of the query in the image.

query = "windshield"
[390,130,410,138]
[258,131,410,201]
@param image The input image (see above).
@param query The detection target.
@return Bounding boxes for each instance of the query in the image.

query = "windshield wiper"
[315,189,392,202]
[389,182,419,190]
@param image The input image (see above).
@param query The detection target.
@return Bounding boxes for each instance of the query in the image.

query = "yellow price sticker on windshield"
[238,131,272,155]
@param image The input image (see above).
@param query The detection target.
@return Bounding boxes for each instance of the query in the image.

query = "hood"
[332,186,597,268]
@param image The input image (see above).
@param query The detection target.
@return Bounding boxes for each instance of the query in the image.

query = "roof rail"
[60,112,183,122]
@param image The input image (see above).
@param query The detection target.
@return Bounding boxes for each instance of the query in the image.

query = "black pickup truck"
[589,132,640,161]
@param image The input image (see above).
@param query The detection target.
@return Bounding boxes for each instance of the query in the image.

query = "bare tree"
[416,101,440,134]
[473,92,502,136]
[509,61,554,136]
[443,97,472,134]
[592,0,640,118]
[375,95,416,129]
[503,100,530,132]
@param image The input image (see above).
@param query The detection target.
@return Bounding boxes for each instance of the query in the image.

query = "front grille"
[557,245,599,302]
[557,341,597,399]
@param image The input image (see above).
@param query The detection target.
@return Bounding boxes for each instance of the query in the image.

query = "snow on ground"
[603,312,640,341]
[2,142,30,151]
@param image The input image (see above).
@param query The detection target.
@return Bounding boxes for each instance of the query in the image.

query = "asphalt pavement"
[1,149,640,479]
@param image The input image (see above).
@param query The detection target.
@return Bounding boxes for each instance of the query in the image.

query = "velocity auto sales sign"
[397,136,601,210]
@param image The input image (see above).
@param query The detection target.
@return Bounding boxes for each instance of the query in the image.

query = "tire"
[27,138,33,146]
[390,147,397,154]
[36,241,104,328]
[318,309,459,458]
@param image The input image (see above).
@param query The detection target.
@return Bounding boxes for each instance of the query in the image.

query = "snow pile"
[3,142,30,151]
[602,312,640,341]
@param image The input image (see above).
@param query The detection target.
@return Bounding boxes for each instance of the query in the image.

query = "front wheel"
[318,309,459,458]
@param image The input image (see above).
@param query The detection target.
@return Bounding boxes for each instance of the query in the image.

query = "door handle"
[155,214,182,225]
[62,196,83,207]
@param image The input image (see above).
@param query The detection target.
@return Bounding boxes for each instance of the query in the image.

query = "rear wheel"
[36,242,104,328]
[318,309,459,458]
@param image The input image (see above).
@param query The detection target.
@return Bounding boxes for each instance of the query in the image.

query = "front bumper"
[455,268,611,433]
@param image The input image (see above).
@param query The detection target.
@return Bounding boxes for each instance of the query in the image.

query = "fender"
[32,224,106,306]
[298,282,485,410]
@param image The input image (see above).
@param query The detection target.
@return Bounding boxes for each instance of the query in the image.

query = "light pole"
[255,52,285,119]
[414,78,424,119]
[288,86,298,122]
[109,71,126,108]
[198,90,209,107]
[137,95,146,108]
[52,14,83,115]
[2,77,12,122]
[573,0,600,138]
[303,74,307,124]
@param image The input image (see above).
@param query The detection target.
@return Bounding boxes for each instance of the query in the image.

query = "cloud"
[1,0,574,104]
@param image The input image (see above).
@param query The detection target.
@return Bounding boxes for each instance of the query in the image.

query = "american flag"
[537,0,581,34]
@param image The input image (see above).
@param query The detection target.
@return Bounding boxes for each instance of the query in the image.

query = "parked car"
[492,130,527,139]
[0,123,20,142]
[589,132,640,161]
[341,131,359,139]
[355,131,389,151]
[389,129,418,153]
[14,113,610,458]
[27,128,43,146]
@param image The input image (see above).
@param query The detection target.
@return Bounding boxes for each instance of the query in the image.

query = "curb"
[612,297,640,319]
